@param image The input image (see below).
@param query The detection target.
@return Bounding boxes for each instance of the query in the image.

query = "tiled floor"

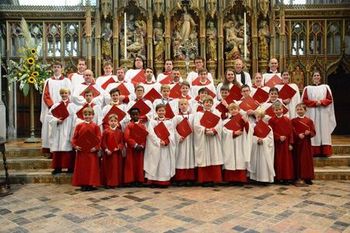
[0,181,350,233]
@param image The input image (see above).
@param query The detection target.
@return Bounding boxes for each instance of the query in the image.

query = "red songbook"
[75,129,100,152]
[117,83,130,96]
[279,84,297,100]
[265,104,289,117]
[130,123,149,144]
[154,121,170,141]
[169,83,182,98]
[131,70,146,85]
[176,118,192,138]
[102,105,126,124]
[224,114,245,131]
[254,120,271,138]
[80,85,100,98]
[239,96,259,111]
[216,102,228,114]
[101,77,115,90]
[200,111,220,128]
[51,102,69,121]
[294,119,310,135]
[253,88,269,103]
[165,103,175,119]
[265,75,283,88]
[195,87,216,101]
[144,88,162,103]
[159,75,173,85]
[227,85,242,102]
[76,103,91,120]
[129,99,151,116]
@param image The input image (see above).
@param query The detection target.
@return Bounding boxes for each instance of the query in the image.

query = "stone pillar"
[0,52,6,140]
[279,6,286,71]
[112,0,119,68]
[217,0,224,81]
[95,1,102,77]
[251,2,259,75]
[199,3,206,59]
[85,4,92,69]
[164,1,171,60]
[146,0,153,68]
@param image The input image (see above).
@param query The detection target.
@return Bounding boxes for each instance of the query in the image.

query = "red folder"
[200,111,220,128]
[169,83,182,98]
[159,75,173,85]
[131,70,146,85]
[130,99,151,116]
[239,96,259,111]
[154,121,170,141]
[294,119,310,135]
[253,88,269,103]
[75,129,100,152]
[102,105,126,124]
[224,114,245,131]
[254,120,271,138]
[227,85,242,102]
[130,123,149,144]
[80,85,100,98]
[216,102,228,114]
[101,77,115,90]
[265,75,283,88]
[265,104,289,117]
[51,102,69,121]
[144,88,162,103]
[176,118,192,138]
[165,103,175,119]
[278,84,297,100]
[76,103,90,120]
[117,83,130,96]
[195,87,216,101]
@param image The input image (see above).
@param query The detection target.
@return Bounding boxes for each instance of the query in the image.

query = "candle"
[244,12,247,60]
[124,12,127,59]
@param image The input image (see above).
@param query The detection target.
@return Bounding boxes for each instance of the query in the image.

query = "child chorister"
[222,103,252,184]
[144,104,176,187]
[123,108,148,185]
[249,109,275,183]
[193,96,223,185]
[71,107,101,191]
[268,101,294,184]
[172,99,196,184]
[102,88,127,130]
[292,103,316,185]
[47,88,76,174]
[101,114,124,188]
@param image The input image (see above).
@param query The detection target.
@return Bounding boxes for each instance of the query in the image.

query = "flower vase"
[25,85,40,143]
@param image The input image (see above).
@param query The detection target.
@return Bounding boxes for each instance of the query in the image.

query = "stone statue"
[258,20,270,61]
[127,19,146,58]
[101,0,112,19]
[259,0,269,19]
[292,65,305,90]
[206,21,217,61]
[102,22,112,59]
[207,0,217,18]
[180,6,196,42]
[224,18,244,60]
[154,21,164,61]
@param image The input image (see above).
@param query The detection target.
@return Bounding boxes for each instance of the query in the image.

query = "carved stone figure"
[206,21,217,61]
[224,18,244,60]
[180,6,196,42]
[207,0,217,18]
[154,21,164,61]
[258,20,270,60]
[259,0,269,19]
[292,65,305,90]
[102,22,112,59]
[101,0,112,19]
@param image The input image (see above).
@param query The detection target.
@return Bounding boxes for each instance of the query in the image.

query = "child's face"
[161,88,170,98]
[84,93,93,103]
[109,118,119,128]
[273,107,283,116]
[157,107,166,118]
[53,65,62,76]
[83,112,94,122]
[199,92,208,101]
[203,101,213,110]
[135,88,144,98]
[104,65,113,75]
[269,91,278,102]
[111,92,120,102]
[282,72,290,84]
[254,74,263,86]
[130,110,140,121]
[179,101,189,112]
[220,90,229,99]
[60,91,69,101]
[181,85,189,95]
[199,72,208,80]
[296,106,306,117]
[241,87,251,98]
[255,114,263,121]
[229,107,239,115]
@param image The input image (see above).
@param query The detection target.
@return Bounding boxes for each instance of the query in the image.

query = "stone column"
[95,1,102,77]
[146,0,153,68]
[217,0,224,81]
[112,0,119,68]
[85,4,92,69]
[0,50,6,140]
[279,6,286,71]
[251,2,259,75]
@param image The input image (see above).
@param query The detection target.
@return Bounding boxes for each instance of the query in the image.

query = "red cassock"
[101,128,124,187]
[71,122,101,187]
[51,151,75,170]
[292,117,316,180]
[123,122,148,184]
[269,116,295,180]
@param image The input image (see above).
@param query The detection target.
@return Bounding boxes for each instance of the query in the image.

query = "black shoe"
[202,182,215,187]
[304,180,313,185]
[51,169,62,175]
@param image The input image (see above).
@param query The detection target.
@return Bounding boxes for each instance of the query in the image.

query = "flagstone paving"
[0,181,349,233]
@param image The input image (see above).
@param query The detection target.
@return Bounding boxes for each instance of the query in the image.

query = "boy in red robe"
[268,101,294,184]
[71,107,101,191]
[123,108,148,186]
[101,114,124,188]
[292,103,316,185]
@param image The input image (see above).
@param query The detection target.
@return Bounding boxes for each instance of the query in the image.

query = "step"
[315,166,350,180]
[0,169,72,184]
[314,155,350,167]
[333,145,350,155]
[0,157,52,171]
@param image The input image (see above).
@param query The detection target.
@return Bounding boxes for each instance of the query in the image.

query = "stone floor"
[0,181,349,233]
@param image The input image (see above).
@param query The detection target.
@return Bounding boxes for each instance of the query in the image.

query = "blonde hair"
[228,103,239,111]
[272,100,283,110]
[254,107,265,118]
[178,98,189,105]
[161,84,171,91]
[82,107,94,115]
[203,96,214,104]
[59,88,70,94]
[108,114,118,121]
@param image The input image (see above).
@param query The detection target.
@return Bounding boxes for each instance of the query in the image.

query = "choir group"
[40,56,336,191]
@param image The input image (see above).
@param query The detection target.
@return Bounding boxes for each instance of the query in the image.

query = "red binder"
[224,114,245,131]
[154,121,170,141]
[265,104,289,117]
[227,85,242,102]
[253,88,269,103]
[51,102,69,121]
[102,105,126,124]
[75,129,100,152]
[159,75,173,85]
[200,111,220,128]
[130,99,151,116]
[101,77,115,90]
[144,88,162,103]
[216,102,228,114]
[294,119,310,135]
[169,83,182,98]
[80,85,100,98]
[254,120,271,138]
[131,123,149,144]
[165,103,175,119]
[265,75,283,88]
[195,87,216,101]
[176,118,192,138]
[131,70,146,85]
[117,83,130,96]
[278,84,297,100]
[239,96,259,111]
